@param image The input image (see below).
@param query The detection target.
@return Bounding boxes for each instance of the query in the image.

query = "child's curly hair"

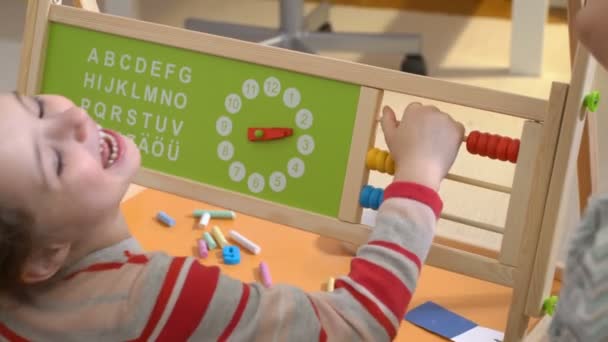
[0,207,34,299]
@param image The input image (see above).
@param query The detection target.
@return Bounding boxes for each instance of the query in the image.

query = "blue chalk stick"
[156,211,175,227]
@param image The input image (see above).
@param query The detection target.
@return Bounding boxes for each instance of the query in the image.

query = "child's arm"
[182,199,437,341]
[125,103,463,341]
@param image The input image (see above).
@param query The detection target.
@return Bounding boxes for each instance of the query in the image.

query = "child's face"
[0,93,140,242]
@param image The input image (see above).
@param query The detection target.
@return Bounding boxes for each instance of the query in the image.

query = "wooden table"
[122,188,551,341]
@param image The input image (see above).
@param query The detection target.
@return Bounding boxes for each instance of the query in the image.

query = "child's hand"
[380,103,464,190]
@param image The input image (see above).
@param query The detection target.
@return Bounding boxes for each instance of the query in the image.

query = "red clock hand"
[248,127,294,141]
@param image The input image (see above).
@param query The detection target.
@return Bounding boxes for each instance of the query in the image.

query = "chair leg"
[184,18,278,42]
[304,0,331,32]
[185,0,426,74]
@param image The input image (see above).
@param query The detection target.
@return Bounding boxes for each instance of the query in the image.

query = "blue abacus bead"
[222,245,241,265]
[377,189,385,209]
[156,211,175,227]
[370,188,383,210]
[359,185,373,208]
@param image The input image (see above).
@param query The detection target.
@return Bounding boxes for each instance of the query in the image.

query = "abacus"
[363,130,521,193]
[18,2,595,340]
[333,61,595,342]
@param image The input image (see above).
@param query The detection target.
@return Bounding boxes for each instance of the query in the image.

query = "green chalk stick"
[193,210,236,219]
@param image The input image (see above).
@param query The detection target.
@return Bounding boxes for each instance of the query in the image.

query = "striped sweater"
[0,197,436,341]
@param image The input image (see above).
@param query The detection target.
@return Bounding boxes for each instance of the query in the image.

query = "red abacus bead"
[487,134,500,159]
[508,139,520,163]
[496,137,511,161]
[467,131,480,154]
[477,133,489,156]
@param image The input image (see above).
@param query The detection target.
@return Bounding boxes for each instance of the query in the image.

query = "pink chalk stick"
[259,261,272,287]
[198,239,208,258]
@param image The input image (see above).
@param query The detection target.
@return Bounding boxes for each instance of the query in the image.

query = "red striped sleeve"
[307,297,328,342]
[0,323,29,342]
[218,283,250,341]
[156,261,221,341]
[63,252,149,280]
[63,262,125,280]
[335,279,396,339]
[368,240,422,270]
[129,257,185,342]
[348,257,413,320]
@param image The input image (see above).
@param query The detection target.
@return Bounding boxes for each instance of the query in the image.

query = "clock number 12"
[264,77,281,97]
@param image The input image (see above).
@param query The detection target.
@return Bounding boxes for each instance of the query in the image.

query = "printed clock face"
[215,76,315,194]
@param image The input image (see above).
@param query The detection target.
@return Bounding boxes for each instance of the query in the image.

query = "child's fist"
[380,103,464,190]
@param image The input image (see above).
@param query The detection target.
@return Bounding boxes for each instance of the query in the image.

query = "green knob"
[542,295,559,316]
[584,91,600,112]
[254,129,264,138]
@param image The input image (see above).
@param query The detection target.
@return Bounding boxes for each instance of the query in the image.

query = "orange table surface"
[122,188,523,341]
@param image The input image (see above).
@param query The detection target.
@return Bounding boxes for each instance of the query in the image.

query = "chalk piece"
[203,232,217,250]
[198,212,211,228]
[259,261,272,287]
[228,230,261,254]
[197,239,208,258]
[327,277,335,292]
[193,210,236,219]
[222,245,241,265]
[156,211,175,227]
[212,226,229,248]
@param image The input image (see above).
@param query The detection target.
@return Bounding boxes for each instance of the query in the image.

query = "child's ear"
[21,243,71,284]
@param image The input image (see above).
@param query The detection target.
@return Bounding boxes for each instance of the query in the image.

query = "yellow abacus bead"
[366,148,379,170]
[376,150,388,173]
[385,154,395,175]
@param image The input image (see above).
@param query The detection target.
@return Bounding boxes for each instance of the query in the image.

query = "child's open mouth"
[98,125,124,169]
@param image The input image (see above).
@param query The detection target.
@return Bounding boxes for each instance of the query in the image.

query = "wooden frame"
[18,1,595,341]
[338,87,383,223]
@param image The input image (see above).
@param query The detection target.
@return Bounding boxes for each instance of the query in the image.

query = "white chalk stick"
[198,212,211,228]
[228,230,261,255]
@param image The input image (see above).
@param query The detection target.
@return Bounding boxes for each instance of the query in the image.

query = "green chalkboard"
[41,23,362,218]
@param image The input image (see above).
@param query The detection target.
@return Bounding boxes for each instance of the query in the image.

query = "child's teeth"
[98,130,119,168]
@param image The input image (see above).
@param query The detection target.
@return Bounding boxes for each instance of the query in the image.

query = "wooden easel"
[522,1,600,340]
[571,0,599,214]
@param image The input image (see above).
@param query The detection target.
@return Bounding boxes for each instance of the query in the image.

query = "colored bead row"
[359,185,384,210]
[366,131,520,170]
[465,131,520,163]
[366,148,395,175]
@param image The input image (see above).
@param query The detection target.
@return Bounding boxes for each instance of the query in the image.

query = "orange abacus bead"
[466,131,520,163]
[496,137,510,161]
[507,139,520,163]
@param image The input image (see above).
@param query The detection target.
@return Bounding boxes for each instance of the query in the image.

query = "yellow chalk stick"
[327,277,335,292]
[212,225,229,248]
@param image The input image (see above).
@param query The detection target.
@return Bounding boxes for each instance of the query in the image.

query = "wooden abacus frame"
[18,1,596,340]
